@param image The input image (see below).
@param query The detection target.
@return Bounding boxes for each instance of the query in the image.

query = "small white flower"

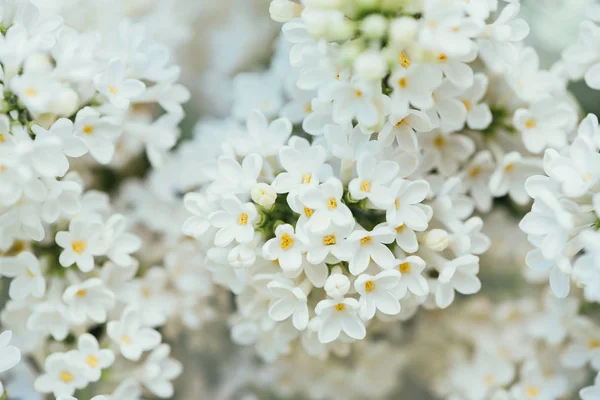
[561,318,600,370]
[34,352,87,397]
[303,222,354,265]
[436,255,481,309]
[301,178,354,233]
[263,224,306,272]
[0,251,45,300]
[73,107,121,164]
[348,153,399,208]
[62,278,115,324]
[101,214,141,268]
[267,278,310,330]
[209,153,263,196]
[489,152,542,205]
[66,333,114,382]
[140,344,183,399]
[251,183,277,208]
[379,109,431,152]
[393,256,429,298]
[315,297,366,343]
[272,141,331,197]
[346,224,396,275]
[388,64,442,112]
[354,269,402,320]
[420,130,475,175]
[208,195,258,246]
[182,191,219,239]
[513,99,576,154]
[386,178,431,231]
[93,58,145,109]
[0,330,21,395]
[56,218,104,273]
[107,307,161,361]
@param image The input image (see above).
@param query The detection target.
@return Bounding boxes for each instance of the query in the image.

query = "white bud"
[354,50,387,81]
[361,14,388,39]
[50,88,80,117]
[423,229,449,252]
[389,17,419,46]
[324,273,350,298]
[228,245,256,269]
[269,0,303,23]
[251,183,277,208]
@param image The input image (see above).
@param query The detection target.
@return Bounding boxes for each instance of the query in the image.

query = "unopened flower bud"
[269,0,303,23]
[361,14,387,40]
[228,245,256,269]
[389,17,418,46]
[324,273,350,298]
[423,229,449,252]
[251,183,277,208]
[51,88,80,117]
[354,50,387,81]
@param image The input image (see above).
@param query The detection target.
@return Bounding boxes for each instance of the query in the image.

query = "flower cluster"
[0,0,198,398]
[425,292,600,400]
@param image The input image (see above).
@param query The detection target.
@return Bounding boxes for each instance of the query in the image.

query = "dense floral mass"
[1,0,600,399]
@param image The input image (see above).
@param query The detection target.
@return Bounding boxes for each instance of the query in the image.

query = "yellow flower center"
[239,213,249,225]
[584,174,593,181]
[59,371,74,383]
[398,77,408,89]
[0,133,5,142]
[83,125,94,135]
[365,280,375,292]
[305,102,313,113]
[399,262,411,273]
[304,207,314,218]
[121,335,131,344]
[395,118,407,127]
[437,53,448,62]
[462,100,472,111]
[280,233,294,250]
[302,173,312,184]
[25,88,37,97]
[526,386,540,398]
[354,90,363,98]
[141,287,151,298]
[360,180,371,192]
[525,119,536,129]
[86,355,99,368]
[484,374,495,386]
[108,86,118,95]
[504,163,514,172]
[395,224,405,233]
[76,289,87,297]
[323,234,337,246]
[399,51,411,68]
[433,135,445,148]
[0,165,6,173]
[360,236,372,246]
[71,241,87,254]
[589,339,600,349]
[469,166,481,178]
[335,303,345,311]
[328,197,338,210]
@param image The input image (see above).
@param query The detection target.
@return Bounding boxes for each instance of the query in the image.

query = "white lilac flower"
[62,278,115,324]
[315,296,366,343]
[34,352,87,397]
[93,58,145,109]
[139,344,182,399]
[55,218,104,273]
[346,224,396,275]
[0,251,46,300]
[348,153,399,208]
[66,334,114,382]
[354,270,402,320]
[208,195,258,246]
[263,224,307,272]
[107,307,161,361]
[0,330,21,395]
